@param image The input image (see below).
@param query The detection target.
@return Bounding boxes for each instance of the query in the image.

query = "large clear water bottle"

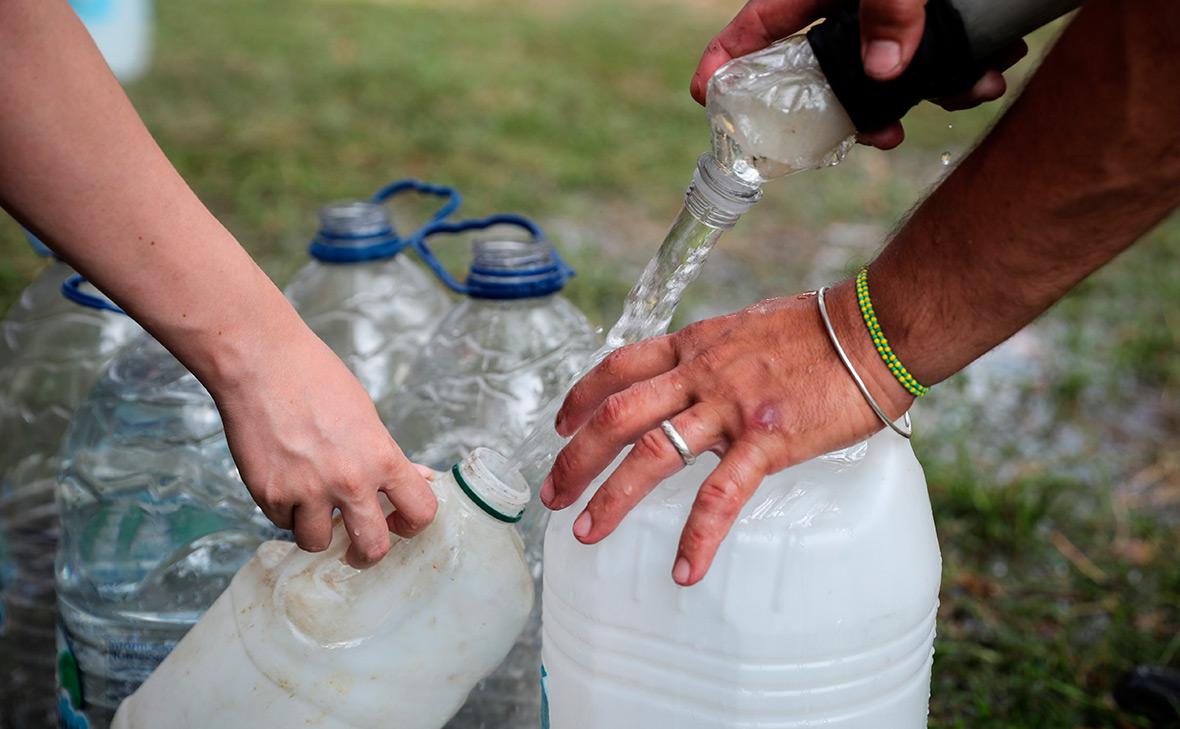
[55,334,282,729]
[0,256,141,729]
[381,214,600,470]
[285,180,457,403]
[379,215,599,729]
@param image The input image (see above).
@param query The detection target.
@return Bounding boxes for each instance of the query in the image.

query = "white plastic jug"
[112,448,533,729]
[542,429,941,728]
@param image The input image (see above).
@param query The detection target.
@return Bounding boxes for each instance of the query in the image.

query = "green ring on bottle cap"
[451,463,525,524]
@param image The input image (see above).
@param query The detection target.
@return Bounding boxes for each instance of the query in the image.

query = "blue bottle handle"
[61,274,126,315]
[310,179,462,263]
[370,178,463,236]
[412,214,573,296]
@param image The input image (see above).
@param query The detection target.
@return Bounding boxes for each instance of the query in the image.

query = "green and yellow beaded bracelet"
[855,268,930,398]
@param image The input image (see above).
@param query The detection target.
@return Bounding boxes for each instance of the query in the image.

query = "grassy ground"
[2,0,1178,725]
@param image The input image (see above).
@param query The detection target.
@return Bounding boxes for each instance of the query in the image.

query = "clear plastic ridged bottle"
[54,334,283,729]
[284,196,453,403]
[379,216,600,729]
[0,250,141,729]
[380,216,600,472]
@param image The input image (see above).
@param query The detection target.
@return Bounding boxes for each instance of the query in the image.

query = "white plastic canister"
[542,429,941,728]
[112,448,534,729]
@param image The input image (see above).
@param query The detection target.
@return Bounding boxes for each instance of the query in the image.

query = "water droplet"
[940,151,952,166]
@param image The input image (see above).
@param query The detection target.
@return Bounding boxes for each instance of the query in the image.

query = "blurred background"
[1,0,1177,725]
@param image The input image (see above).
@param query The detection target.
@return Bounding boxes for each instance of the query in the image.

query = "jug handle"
[412,214,573,295]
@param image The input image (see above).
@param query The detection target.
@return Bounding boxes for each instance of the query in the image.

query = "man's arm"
[0,0,436,566]
[871,0,1180,385]
[543,0,1180,586]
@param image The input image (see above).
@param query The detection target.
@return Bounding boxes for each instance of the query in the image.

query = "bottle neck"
[684,154,764,230]
[465,238,571,300]
[309,201,404,263]
[452,448,530,524]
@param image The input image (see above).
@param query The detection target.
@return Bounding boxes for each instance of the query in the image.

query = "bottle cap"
[308,179,461,263]
[414,214,575,300]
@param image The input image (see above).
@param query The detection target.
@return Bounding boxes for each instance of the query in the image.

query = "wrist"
[175,272,325,402]
[823,278,915,419]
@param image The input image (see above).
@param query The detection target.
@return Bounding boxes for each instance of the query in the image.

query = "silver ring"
[660,419,697,466]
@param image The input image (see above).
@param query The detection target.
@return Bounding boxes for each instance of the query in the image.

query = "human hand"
[213,328,438,569]
[690,0,1027,149]
[540,282,913,586]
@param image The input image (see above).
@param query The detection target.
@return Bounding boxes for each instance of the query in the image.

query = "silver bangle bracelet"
[815,287,913,440]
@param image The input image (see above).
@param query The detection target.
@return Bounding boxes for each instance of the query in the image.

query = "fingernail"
[672,556,691,585]
[572,510,592,540]
[540,477,555,507]
[554,412,567,436]
[863,40,901,78]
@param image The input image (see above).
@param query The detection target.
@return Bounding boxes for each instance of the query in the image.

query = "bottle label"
[539,664,550,729]
[56,625,91,729]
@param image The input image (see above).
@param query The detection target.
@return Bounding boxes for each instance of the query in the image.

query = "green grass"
[2,1,1178,725]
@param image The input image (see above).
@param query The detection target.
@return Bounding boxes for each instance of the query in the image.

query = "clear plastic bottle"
[381,215,600,471]
[285,186,456,403]
[0,260,141,729]
[54,334,282,729]
[111,448,534,729]
[542,431,942,728]
[379,216,599,729]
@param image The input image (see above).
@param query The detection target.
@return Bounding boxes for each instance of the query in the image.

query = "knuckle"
[692,347,727,377]
[552,448,583,483]
[598,349,629,379]
[594,392,633,431]
[695,474,744,519]
[634,428,673,463]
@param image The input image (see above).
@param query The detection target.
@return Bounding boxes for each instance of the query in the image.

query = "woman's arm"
[0,0,436,567]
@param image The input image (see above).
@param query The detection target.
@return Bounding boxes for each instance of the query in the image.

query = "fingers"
[857,121,905,150]
[858,0,927,81]
[339,496,393,569]
[691,0,832,104]
[937,69,1007,111]
[379,458,439,539]
[556,337,680,438]
[291,502,334,553]
[572,405,727,544]
[253,484,295,532]
[673,440,771,586]
[544,370,694,511]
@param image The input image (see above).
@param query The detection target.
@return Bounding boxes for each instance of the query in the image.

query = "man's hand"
[540,284,912,586]
[691,0,1024,149]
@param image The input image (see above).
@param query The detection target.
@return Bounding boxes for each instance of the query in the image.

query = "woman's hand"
[213,326,438,569]
[540,282,912,586]
[690,0,1026,149]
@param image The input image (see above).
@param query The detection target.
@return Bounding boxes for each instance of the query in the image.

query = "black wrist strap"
[806,0,986,132]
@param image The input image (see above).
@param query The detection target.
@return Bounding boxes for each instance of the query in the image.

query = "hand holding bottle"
[690,0,1026,149]
[540,286,913,586]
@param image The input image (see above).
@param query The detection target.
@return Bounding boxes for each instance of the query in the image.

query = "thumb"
[859,0,927,80]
